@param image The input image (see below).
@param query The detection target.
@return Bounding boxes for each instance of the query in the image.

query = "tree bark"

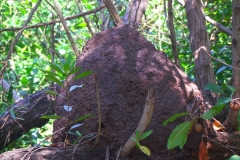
[0,89,53,150]
[122,0,148,28]
[184,0,216,106]
[223,0,240,131]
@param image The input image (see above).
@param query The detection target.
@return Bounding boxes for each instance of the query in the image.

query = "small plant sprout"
[131,130,153,156]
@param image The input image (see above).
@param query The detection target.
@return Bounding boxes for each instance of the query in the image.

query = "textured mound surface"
[53,26,202,159]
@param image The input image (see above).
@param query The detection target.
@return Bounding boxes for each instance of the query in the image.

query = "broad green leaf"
[73,113,95,123]
[39,69,61,78]
[139,145,151,156]
[163,112,189,126]
[216,97,231,106]
[63,63,70,73]
[74,71,92,80]
[69,123,83,131]
[229,155,240,160]
[200,110,216,120]
[45,75,64,86]
[7,85,13,103]
[45,90,58,95]
[222,83,236,94]
[204,84,224,94]
[21,75,28,85]
[140,130,153,141]
[41,115,61,119]
[167,121,192,150]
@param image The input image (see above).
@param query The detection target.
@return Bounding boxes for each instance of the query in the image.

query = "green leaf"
[10,109,16,119]
[229,155,240,160]
[135,131,140,139]
[139,145,151,156]
[204,83,224,94]
[45,90,58,95]
[74,71,92,80]
[140,130,153,141]
[68,67,82,76]
[163,112,189,126]
[21,75,28,85]
[7,85,13,103]
[72,113,95,123]
[45,75,64,86]
[201,109,216,120]
[63,63,70,73]
[49,63,65,75]
[216,97,231,106]
[39,69,61,78]
[40,115,61,119]
[167,121,192,150]
[222,83,236,94]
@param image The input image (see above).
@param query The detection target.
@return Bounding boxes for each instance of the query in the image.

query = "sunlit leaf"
[200,110,216,120]
[40,115,61,119]
[167,121,192,150]
[139,145,151,156]
[21,75,28,85]
[204,84,224,94]
[163,112,189,126]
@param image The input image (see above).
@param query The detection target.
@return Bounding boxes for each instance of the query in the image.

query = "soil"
[52,26,203,159]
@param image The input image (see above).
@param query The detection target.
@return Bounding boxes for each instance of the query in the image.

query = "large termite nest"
[53,26,203,159]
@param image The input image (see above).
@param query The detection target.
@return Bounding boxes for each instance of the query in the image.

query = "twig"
[120,87,156,158]
[93,72,102,147]
[0,5,105,33]
[76,0,94,36]
[103,0,123,26]
[167,0,180,68]
[105,145,110,160]
[53,0,80,57]
[0,0,42,80]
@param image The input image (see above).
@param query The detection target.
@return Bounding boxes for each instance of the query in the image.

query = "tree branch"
[103,0,123,26]
[120,87,155,158]
[0,5,105,33]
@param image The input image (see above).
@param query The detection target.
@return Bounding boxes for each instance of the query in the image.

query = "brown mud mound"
[53,26,203,159]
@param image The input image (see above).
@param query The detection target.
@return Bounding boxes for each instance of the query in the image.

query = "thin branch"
[0,5,105,33]
[93,72,102,147]
[76,0,94,36]
[205,16,232,36]
[53,0,80,57]
[120,87,156,158]
[103,0,123,26]
[0,0,42,79]
[167,0,180,68]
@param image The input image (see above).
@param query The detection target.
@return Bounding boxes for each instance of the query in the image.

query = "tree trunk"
[122,0,148,28]
[184,0,216,106]
[0,89,53,150]
[223,0,240,131]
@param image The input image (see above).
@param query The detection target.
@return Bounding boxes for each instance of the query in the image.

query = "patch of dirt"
[53,26,203,159]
